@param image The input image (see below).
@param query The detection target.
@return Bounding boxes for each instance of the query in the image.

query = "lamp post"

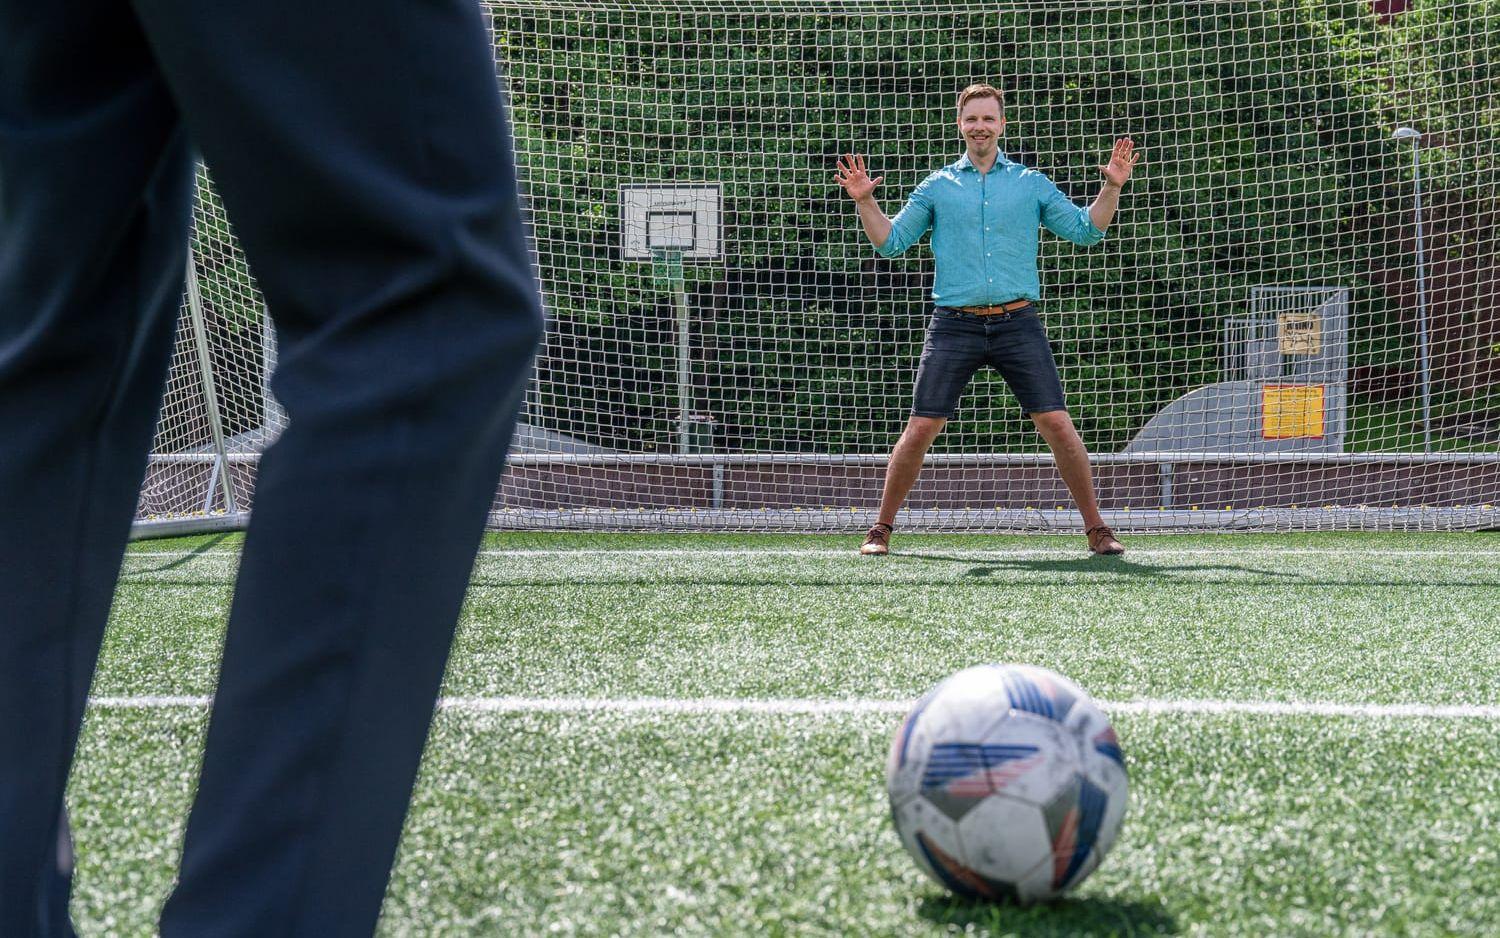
[1392,126,1432,452]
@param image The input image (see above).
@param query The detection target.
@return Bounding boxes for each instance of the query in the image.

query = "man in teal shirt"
[835,83,1137,556]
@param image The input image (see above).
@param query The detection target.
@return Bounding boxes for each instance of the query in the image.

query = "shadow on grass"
[902,551,1297,582]
[121,532,236,577]
[440,546,1500,589]
[917,891,1179,936]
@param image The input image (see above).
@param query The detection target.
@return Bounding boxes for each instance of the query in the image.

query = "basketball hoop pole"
[653,248,693,453]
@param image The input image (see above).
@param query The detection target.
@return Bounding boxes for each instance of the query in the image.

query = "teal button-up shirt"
[874,151,1105,306]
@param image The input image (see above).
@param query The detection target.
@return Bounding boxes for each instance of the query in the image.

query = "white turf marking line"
[87,695,1500,720]
[125,547,1491,561]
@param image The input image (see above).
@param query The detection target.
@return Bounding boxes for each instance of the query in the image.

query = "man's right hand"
[834,153,883,203]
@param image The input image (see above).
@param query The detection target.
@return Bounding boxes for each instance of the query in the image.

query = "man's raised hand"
[835,153,883,203]
[1099,137,1141,189]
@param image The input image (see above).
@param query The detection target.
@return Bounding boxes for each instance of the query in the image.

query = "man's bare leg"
[862,416,946,554]
[876,415,947,525]
[1031,409,1123,553]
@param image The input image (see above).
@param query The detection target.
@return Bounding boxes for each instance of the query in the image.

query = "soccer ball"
[886,664,1128,902]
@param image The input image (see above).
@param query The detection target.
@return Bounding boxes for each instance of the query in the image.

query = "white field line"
[86,694,1500,720]
[124,547,1490,561]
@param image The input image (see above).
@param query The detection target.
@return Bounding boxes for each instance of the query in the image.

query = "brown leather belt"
[957,299,1033,315]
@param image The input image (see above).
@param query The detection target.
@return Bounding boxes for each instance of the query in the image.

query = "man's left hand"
[1099,137,1141,189]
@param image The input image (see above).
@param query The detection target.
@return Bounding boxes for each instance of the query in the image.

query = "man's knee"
[904,415,946,445]
[1030,408,1074,435]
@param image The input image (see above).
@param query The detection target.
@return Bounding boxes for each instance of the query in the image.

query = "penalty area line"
[86,695,1500,720]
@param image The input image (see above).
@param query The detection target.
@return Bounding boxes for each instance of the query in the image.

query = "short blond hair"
[956,83,1005,116]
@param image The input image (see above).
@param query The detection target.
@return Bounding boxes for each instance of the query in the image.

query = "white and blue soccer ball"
[886,664,1128,902]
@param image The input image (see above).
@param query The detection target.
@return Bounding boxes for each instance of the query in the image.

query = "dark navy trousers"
[0,0,543,934]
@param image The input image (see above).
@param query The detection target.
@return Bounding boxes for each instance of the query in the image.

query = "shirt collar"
[954,151,1010,173]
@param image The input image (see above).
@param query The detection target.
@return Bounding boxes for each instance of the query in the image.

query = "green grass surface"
[1346,399,1500,453]
[75,532,1500,935]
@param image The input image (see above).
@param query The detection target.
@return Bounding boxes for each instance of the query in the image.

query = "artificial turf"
[69,532,1500,934]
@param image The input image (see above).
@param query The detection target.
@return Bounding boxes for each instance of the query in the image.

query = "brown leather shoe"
[860,522,893,555]
[1087,524,1125,555]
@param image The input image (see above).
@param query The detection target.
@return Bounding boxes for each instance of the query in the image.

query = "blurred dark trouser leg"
[0,2,193,935]
[137,0,544,934]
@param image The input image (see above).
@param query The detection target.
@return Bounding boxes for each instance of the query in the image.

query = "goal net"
[137,0,1500,535]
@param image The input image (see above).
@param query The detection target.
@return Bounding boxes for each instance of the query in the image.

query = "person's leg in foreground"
[0,0,544,933]
[0,2,199,932]
[146,1,544,933]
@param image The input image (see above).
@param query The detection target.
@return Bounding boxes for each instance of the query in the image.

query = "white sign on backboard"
[621,184,722,260]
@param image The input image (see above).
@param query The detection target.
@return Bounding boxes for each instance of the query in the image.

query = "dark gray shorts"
[911,304,1067,418]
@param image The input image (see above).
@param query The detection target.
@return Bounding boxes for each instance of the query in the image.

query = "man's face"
[957,97,1005,155]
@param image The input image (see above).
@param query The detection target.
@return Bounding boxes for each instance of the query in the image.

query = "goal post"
[137,0,1500,537]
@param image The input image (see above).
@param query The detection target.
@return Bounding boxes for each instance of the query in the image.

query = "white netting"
[137,164,273,535]
[137,0,1500,535]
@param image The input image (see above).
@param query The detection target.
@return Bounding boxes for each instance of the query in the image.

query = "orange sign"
[1262,385,1325,439]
